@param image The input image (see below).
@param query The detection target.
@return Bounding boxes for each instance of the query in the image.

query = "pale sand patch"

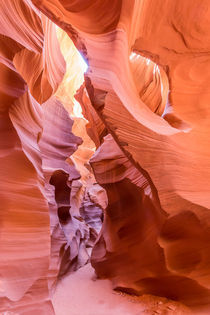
[52,264,190,315]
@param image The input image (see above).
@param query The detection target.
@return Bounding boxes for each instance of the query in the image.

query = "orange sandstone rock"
[2,0,210,313]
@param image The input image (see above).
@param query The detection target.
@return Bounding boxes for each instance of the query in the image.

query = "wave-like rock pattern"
[2,0,210,313]
[1,90,54,313]
[0,0,103,313]
[0,1,59,311]
[30,0,210,312]
[40,97,82,283]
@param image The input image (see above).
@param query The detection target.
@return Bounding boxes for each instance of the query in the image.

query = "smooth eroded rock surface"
[2,0,210,314]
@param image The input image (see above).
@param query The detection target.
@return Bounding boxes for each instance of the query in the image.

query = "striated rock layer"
[2,0,210,313]
[0,0,103,313]
[0,0,62,312]
[30,0,210,313]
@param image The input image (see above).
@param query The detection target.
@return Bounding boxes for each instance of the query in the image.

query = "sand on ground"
[52,264,190,315]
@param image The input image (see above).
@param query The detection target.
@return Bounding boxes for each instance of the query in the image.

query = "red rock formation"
[27,1,210,312]
[2,0,210,313]
[0,1,102,313]
[0,1,61,312]
[39,96,91,286]
[1,90,54,314]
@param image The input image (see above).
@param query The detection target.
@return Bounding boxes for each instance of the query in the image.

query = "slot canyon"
[1,1,210,314]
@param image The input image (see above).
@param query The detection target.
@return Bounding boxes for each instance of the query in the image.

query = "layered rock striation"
[1,0,210,314]
[30,0,210,312]
[0,1,103,313]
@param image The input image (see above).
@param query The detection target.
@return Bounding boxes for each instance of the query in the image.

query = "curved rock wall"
[2,0,210,313]
[0,1,102,313]
[0,1,59,312]
[29,0,210,312]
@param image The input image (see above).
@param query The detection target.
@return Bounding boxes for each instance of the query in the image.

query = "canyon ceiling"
[1,0,210,314]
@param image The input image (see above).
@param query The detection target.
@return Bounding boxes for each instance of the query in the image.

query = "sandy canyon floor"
[52,264,191,315]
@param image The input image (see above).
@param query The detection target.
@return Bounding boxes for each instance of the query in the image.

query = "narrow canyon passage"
[1,1,210,314]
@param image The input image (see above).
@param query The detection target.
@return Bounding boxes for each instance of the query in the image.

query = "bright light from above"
[78,52,88,73]
[73,99,85,119]
[55,25,96,179]
[55,26,88,118]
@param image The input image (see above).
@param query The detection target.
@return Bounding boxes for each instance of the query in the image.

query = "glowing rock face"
[30,0,210,313]
[0,1,63,312]
[2,0,210,313]
[55,27,96,183]
[0,1,101,313]
[55,27,88,116]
